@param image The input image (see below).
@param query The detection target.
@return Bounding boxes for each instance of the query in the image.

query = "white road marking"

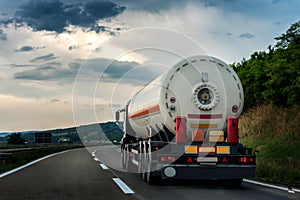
[93,157,100,162]
[0,149,74,179]
[112,178,134,194]
[244,179,288,192]
[132,159,139,166]
[100,163,109,170]
[92,153,95,157]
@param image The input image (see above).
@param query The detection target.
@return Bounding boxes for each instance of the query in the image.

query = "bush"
[239,105,300,184]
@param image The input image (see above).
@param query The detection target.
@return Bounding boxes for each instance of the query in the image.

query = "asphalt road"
[0,148,135,200]
[0,146,295,200]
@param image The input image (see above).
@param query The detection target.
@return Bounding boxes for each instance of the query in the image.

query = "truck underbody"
[121,139,256,185]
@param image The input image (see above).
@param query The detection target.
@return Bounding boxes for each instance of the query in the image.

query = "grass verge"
[239,104,300,185]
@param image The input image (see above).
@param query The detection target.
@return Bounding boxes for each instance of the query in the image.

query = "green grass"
[239,105,300,185]
[0,144,83,174]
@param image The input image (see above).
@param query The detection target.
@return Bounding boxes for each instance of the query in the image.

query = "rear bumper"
[159,164,256,179]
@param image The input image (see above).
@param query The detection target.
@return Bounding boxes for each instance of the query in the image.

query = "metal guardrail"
[0,152,12,159]
[0,148,44,164]
[0,147,37,153]
[0,152,12,164]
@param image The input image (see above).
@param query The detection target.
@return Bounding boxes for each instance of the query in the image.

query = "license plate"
[197,157,218,162]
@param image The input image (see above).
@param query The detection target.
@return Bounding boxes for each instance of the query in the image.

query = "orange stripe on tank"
[129,104,160,119]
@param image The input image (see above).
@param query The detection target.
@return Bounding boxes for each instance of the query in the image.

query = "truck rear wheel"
[146,171,161,185]
[221,178,243,186]
[145,155,161,185]
[230,178,243,186]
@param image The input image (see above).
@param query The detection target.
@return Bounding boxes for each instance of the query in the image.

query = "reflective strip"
[209,131,224,142]
[216,146,230,154]
[209,136,224,142]
[185,146,198,154]
[209,130,224,136]
[191,124,218,129]
[198,146,215,153]
[188,114,223,119]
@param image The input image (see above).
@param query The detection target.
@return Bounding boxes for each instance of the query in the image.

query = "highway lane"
[0,148,136,200]
[95,145,291,200]
[0,146,294,200]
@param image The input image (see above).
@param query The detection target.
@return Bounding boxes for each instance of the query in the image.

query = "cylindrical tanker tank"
[127,55,243,141]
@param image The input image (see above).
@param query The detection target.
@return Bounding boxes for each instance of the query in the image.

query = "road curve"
[0,146,294,200]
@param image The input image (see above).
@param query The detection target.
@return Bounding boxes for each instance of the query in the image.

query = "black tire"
[141,154,147,182]
[223,178,243,186]
[146,171,161,185]
[231,178,243,186]
[145,155,161,185]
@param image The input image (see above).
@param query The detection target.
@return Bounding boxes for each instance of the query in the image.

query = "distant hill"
[0,122,124,145]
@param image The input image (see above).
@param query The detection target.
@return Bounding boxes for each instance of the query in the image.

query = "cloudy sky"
[0,0,299,132]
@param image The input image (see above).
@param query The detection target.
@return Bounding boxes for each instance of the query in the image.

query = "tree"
[275,21,300,49]
[232,21,300,110]
[7,133,26,145]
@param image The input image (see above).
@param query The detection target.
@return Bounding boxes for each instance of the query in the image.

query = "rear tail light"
[221,157,228,163]
[186,157,194,163]
[238,156,255,163]
[159,155,177,163]
[167,156,173,162]
[160,156,166,162]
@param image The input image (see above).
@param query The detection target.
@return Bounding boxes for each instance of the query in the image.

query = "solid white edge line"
[244,179,288,192]
[0,149,74,179]
[112,178,134,194]
[99,163,109,170]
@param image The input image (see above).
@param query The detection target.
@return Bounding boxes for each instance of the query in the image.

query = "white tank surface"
[127,55,244,139]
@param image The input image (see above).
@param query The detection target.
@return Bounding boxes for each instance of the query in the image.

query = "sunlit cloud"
[0,0,299,131]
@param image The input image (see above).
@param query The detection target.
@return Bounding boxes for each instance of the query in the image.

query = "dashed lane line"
[112,178,134,194]
[100,163,109,170]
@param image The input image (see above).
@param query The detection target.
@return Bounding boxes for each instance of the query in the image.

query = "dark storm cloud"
[15,45,34,52]
[113,0,231,12]
[30,53,58,63]
[0,29,7,40]
[6,64,36,68]
[13,58,159,85]
[5,0,125,33]
[113,0,186,12]
[78,58,141,81]
[239,32,255,39]
[84,58,162,84]
[13,61,79,81]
